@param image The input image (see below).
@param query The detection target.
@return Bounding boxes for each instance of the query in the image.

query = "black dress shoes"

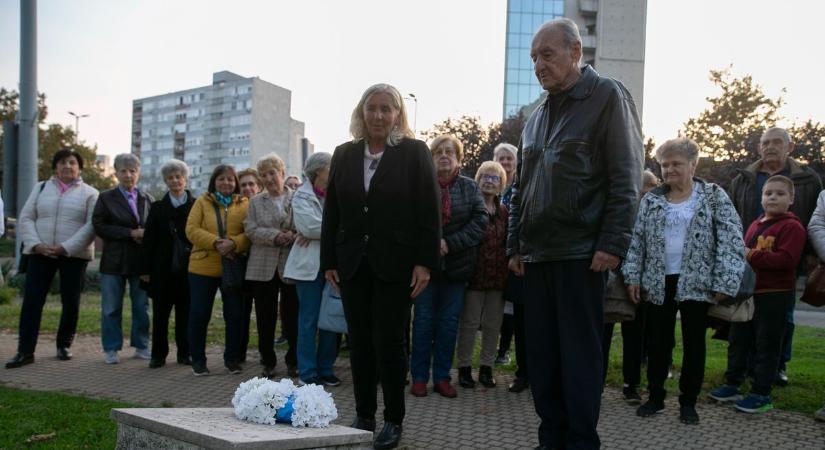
[508,377,529,393]
[56,347,72,361]
[373,422,402,450]
[350,416,376,432]
[149,358,166,368]
[5,353,34,369]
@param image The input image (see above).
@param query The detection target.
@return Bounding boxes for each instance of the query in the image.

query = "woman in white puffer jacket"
[6,149,99,369]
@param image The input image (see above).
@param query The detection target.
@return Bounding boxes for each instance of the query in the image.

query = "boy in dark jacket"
[710,175,806,413]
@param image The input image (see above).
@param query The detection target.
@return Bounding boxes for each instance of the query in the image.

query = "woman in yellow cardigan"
[186,165,250,376]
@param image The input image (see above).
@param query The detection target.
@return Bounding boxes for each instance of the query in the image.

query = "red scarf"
[438,169,459,227]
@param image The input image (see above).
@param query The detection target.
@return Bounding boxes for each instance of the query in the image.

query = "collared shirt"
[118,185,140,222]
[753,164,790,218]
[53,177,81,194]
[169,191,188,208]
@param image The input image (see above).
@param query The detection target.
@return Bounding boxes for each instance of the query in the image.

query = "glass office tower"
[503,0,564,119]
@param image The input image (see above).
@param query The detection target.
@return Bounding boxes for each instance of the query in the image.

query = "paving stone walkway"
[1,333,823,449]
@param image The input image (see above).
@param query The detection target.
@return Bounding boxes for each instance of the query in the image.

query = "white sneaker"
[104,351,120,364]
[134,348,151,360]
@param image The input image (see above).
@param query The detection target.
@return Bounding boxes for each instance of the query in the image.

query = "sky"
[0,0,823,157]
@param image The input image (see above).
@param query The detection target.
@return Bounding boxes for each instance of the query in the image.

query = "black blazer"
[92,187,153,275]
[140,191,195,296]
[321,138,441,283]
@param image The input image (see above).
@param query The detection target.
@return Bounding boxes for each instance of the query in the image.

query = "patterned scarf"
[214,191,233,208]
[438,169,459,227]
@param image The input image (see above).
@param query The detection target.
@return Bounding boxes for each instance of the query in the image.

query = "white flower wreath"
[232,377,338,428]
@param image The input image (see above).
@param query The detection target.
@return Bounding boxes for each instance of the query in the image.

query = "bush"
[0,287,17,304]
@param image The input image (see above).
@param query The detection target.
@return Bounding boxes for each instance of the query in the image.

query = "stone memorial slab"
[111,408,372,450]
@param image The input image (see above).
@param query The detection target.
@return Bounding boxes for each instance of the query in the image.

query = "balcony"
[579,0,598,16]
[581,33,597,50]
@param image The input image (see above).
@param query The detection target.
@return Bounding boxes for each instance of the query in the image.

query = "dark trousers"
[646,275,709,406]
[513,302,528,379]
[280,283,299,365]
[498,311,513,354]
[251,274,298,368]
[150,274,190,361]
[240,283,255,360]
[187,273,244,366]
[602,302,647,387]
[725,291,794,396]
[524,260,605,450]
[340,262,412,424]
[17,255,88,354]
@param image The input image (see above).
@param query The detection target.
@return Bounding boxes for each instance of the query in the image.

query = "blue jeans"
[100,274,150,352]
[187,273,245,366]
[779,299,795,369]
[295,273,338,381]
[410,280,465,383]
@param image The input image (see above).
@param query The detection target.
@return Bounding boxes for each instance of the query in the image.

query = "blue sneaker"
[709,384,742,402]
[735,394,773,414]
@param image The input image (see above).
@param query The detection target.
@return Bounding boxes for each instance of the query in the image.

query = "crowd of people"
[3,17,825,450]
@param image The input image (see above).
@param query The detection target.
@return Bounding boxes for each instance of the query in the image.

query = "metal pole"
[407,93,418,137]
[17,0,38,267]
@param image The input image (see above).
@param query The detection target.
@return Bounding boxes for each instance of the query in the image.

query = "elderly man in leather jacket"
[728,127,822,387]
[506,18,643,450]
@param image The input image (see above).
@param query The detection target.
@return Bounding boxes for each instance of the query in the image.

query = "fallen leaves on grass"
[26,432,56,443]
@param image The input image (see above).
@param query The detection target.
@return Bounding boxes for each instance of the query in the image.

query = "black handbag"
[213,203,247,290]
[169,222,191,273]
[17,182,47,274]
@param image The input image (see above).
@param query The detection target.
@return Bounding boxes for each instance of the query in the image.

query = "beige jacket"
[18,178,99,260]
[244,189,294,282]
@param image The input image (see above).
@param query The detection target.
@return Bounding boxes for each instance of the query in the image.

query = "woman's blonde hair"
[475,161,507,190]
[429,134,465,164]
[256,153,285,174]
[349,83,414,146]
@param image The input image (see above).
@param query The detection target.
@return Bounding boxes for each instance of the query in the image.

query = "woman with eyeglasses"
[455,161,509,390]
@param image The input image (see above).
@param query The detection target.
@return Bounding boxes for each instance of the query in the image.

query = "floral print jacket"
[622,178,746,305]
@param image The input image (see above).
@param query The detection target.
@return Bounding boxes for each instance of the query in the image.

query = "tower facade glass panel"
[503,0,564,118]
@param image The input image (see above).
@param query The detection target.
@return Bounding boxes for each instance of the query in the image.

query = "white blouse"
[664,184,699,275]
[363,142,383,193]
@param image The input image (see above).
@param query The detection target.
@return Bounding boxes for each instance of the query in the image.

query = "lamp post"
[405,93,418,136]
[68,111,89,142]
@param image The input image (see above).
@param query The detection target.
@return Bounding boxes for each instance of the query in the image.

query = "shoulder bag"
[169,221,192,273]
[213,203,247,290]
[604,269,636,323]
[801,264,825,307]
[318,282,348,334]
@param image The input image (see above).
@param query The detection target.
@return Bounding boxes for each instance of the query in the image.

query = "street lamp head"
[408,93,416,99]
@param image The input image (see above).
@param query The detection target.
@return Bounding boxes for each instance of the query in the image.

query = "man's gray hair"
[114,153,141,170]
[303,152,332,184]
[160,158,189,179]
[763,127,792,144]
[537,17,582,48]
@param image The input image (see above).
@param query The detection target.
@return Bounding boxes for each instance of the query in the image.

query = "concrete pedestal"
[110,408,372,450]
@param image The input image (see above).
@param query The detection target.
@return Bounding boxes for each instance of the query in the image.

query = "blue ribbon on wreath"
[275,394,296,424]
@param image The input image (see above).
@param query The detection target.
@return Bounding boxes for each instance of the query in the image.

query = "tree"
[424,114,526,177]
[0,87,112,192]
[788,119,825,178]
[39,124,115,191]
[682,66,784,163]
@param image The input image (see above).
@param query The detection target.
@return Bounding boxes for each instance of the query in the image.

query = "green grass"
[489,315,825,414]
[0,237,15,258]
[591,322,823,413]
[0,386,136,449]
[0,293,258,348]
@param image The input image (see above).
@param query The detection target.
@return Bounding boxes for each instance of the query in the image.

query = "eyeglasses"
[480,174,502,183]
[432,148,457,157]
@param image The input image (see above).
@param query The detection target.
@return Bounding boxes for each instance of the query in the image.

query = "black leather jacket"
[507,65,643,262]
